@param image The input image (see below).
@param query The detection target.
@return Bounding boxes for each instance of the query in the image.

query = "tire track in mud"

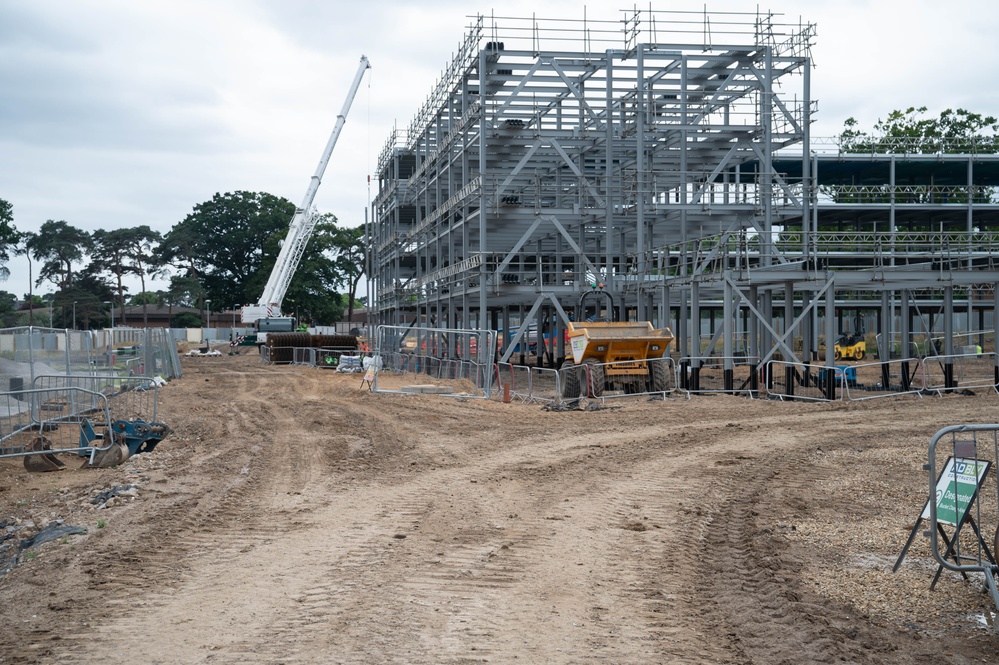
[205,405,690,664]
[566,446,732,664]
[46,370,471,663]
[49,370,342,662]
[504,425,769,665]
[691,429,888,665]
[210,407,571,664]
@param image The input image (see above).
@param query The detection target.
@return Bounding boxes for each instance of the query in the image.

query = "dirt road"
[2,354,999,663]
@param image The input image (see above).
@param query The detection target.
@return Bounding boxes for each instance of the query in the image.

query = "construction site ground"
[2,352,999,664]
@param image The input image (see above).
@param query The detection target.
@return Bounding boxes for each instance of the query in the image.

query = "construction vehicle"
[833,315,867,361]
[242,55,371,346]
[561,290,675,398]
[833,333,866,361]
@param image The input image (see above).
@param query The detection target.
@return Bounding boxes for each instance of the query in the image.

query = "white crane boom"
[244,55,370,325]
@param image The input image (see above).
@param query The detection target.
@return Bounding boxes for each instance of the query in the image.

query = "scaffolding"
[368,8,999,394]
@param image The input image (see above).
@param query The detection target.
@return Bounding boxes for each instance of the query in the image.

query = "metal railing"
[921,353,999,395]
[925,425,999,614]
[840,359,925,402]
[0,386,117,464]
[371,326,497,398]
[764,360,844,401]
[30,375,158,424]
[495,363,562,405]
[676,356,760,397]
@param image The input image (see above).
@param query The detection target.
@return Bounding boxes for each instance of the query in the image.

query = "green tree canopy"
[171,311,202,328]
[163,191,296,309]
[165,274,204,309]
[0,290,18,326]
[840,107,999,154]
[91,225,163,327]
[69,273,115,329]
[26,220,92,289]
[0,198,19,282]
[329,225,366,324]
[128,291,161,306]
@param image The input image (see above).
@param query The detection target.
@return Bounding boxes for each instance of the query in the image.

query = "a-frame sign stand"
[894,455,996,588]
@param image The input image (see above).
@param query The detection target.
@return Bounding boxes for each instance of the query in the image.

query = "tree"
[0,290,18,327]
[68,273,114,329]
[15,231,37,326]
[840,107,999,154]
[90,226,162,327]
[26,220,91,289]
[171,311,203,328]
[164,275,204,326]
[129,291,161,306]
[329,225,366,325]
[162,191,296,309]
[0,198,20,282]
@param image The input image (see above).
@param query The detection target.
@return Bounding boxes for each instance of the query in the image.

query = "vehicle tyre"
[834,349,842,361]
[561,360,581,398]
[648,360,669,392]
[583,358,604,397]
[855,348,864,360]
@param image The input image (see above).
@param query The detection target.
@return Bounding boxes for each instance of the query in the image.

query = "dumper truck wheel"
[648,360,668,393]
[561,360,581,398]
[583,359,604,398]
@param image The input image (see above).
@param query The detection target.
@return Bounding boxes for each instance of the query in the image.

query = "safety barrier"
[315,347,360,369]
[0,327,100,382]
[0,327,179,396]
[260,345,362,370]
[676,356,760,397]
[103,327,181,380]
[370,350,493,398]
[261,345,295,365]
[921,352,999,395]
[494,363,562,405]
[371,326,497,398]
[0,386,116,464]
[292,347,316,366]
[765,361,845,401]
[31,375,158,424]
[923,424,999,614]
[840,358,926,401]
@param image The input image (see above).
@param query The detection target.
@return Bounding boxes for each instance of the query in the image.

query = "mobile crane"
[242,55,371,345]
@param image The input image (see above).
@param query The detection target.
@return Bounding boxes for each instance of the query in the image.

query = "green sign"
[922,457,991,526]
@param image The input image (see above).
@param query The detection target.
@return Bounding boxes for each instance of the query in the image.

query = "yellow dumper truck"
[562,321,674,398]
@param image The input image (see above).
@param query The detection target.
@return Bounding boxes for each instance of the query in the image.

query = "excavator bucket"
[85,442,130,468]
[76,418,130,468]
[85,437,130,469]
[23,436,67,473]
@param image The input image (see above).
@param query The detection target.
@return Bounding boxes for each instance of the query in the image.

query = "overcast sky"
[2,0,998,307]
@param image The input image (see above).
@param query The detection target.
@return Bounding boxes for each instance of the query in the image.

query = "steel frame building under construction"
[368,8,999,392]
